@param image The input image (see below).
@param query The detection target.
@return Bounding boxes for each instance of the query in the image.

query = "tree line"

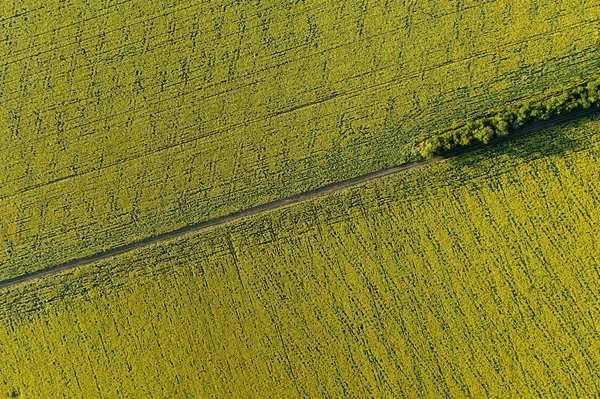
[416,77,600,158]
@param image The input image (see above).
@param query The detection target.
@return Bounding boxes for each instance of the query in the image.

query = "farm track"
[1,106,598,290]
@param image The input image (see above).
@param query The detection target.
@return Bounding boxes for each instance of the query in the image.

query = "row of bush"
[416,77,600,158]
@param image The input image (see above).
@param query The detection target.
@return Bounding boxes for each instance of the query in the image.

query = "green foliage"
[417,76,600,157]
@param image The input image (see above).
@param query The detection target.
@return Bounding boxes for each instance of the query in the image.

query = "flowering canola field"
[0,115,599,397]
[1,0,600,280]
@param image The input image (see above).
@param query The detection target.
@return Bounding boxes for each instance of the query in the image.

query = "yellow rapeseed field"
[1,0,600,279]
[0,114,599,397]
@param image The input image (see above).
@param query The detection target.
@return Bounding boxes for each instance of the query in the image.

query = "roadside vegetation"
[416,77,600,157]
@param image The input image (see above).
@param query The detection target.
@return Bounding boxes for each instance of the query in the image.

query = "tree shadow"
[447,110,599,168]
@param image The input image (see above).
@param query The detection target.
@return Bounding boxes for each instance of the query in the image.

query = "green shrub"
[416,77,600,158]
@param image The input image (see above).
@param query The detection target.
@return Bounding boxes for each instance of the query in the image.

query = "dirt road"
[0,106,597,290]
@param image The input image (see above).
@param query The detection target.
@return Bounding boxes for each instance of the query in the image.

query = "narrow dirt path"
[0,106,597,290]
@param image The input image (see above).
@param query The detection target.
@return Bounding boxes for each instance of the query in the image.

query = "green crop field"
[1,114,599,398]
[2,0,600,280]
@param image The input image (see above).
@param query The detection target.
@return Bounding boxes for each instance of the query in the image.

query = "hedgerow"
[416,78,600,158]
